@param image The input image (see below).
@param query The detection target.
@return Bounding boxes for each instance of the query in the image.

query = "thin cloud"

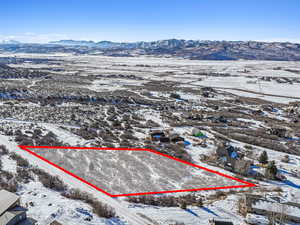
[1,33,300,44]
[0,33,70,43]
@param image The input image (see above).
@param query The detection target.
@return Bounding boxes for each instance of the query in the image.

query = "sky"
[0,0,299,43]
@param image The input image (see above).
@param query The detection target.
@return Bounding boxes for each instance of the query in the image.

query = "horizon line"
[1,38,300,45]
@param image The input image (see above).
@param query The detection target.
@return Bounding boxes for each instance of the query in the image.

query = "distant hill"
[0,63,12,69]
[49,40,137,48]
[1,39,300,61]
[49,39,300,61]
[49,40,96,46]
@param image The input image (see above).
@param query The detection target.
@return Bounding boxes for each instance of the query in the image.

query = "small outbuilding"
[192,128,207,138]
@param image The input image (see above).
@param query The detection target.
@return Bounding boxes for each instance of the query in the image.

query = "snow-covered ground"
[0,134,152,225]
[1,53,300,225]
[27,147,242,196]
[125,195,247,225]
[19,181,112,225]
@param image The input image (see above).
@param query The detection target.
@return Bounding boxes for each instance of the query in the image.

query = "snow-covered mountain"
[49,39,300,60]
[49,40,96,47]
[1,39,299,60]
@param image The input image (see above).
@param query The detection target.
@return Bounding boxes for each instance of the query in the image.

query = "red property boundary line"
[18,145,256,197]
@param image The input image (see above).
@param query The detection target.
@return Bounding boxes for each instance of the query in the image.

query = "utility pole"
[257,77,264,96]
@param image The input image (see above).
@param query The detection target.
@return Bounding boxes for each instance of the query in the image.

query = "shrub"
[0,180,18,192]
[207,191,227,200]
[258,151,268,164]
[244,145,253,150]
[40,175,67,191]
[16,167,33,183]
[36,132,65,146]
[165,144,192,163]
[213,128,292,155]
[9,153,30,167]
[281,155,290,163]
[91,201,116,218]
[120,132,138,141]
[170,93,181,99]
[75,128,98,140]
[33,129,43,136]
[127,195,177,207]
[180,201,187,209]
[15,134,34,146]
[127,194,202,208]
[265,161,278,180]
[172,222,186,225]
[62,189,116,218]
[31,168,67,192]
[0,145,9,155]
[0,171,18,192]
[62,188,90,201]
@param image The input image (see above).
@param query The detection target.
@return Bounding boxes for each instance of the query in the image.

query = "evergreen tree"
[180,201,187,210]
[197,198,203,207]
[265,161,278,180]
[170,93,181,99]
[259,151,268,164]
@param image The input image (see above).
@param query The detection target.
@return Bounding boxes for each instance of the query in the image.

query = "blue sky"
[0,0,299,43]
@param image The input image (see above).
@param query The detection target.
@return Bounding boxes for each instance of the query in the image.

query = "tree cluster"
[127,194,203,208]
[62,189,116,218]
[30,168,67,192]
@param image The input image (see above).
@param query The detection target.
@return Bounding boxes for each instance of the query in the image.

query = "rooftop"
[0,190,20,216]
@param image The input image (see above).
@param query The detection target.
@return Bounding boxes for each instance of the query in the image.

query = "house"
[169,133,184,143]
[267,126,292,138]
[192,128,207,138]
[0,190,35,225]
[200,87,215,98]
[252,109,264,116]
[159,136,170,143]
[261,104,274,112]
[209,218,234,225]
[239,194,300,224]
[216,115,227,123]
[216,144,252,175]
[150,130,165,141]
[216,144,239,162]
[232,159,252,176]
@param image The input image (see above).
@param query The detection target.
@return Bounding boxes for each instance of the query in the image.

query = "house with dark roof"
[0,190,36,225]
[209,218,234,225]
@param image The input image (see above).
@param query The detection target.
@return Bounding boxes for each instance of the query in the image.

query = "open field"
[3,53,300,103]
[25,147,245,196]
[0,52,300,225]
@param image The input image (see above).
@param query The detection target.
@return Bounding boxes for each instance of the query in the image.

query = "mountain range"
[1,39,300,61]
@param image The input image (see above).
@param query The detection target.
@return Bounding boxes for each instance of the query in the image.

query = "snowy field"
[26,147,242,196]
[3,53,300,104]
[1,52,300,225]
